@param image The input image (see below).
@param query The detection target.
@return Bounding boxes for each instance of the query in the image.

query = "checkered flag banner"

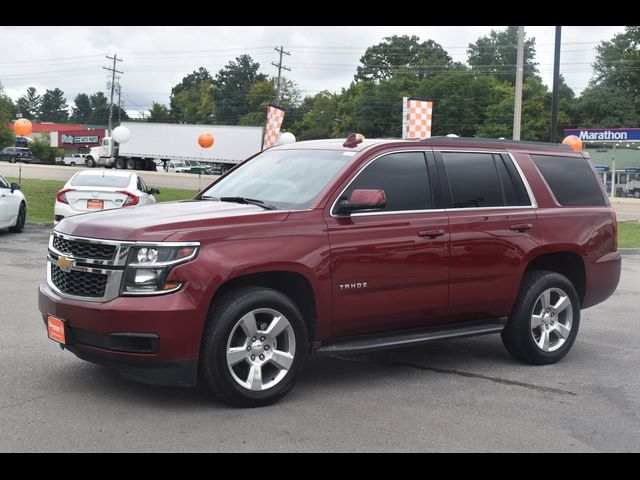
[402,97,433,139]
[263,105,286,149]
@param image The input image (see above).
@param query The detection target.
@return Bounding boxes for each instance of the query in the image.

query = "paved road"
[0,163,213,191]
[2,162,640,221]
[0,225,638,452]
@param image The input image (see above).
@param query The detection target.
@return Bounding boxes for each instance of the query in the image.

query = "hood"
[55,200,290,242]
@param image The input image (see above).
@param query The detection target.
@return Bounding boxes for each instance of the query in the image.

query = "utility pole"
[271,46,291,105]
[103,54,123,136]
[550,26,562,143]
[116,79,122,124]
[513,26,525,141]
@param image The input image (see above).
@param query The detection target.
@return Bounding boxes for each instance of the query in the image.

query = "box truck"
[85,122,264,173]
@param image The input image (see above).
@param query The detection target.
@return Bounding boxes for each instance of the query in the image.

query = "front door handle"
[510,223,533,232]
[418,229,445,239]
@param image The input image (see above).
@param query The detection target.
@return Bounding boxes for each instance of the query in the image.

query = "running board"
[314,318,507,355]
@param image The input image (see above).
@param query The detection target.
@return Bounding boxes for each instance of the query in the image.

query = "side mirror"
[10,183,20,194]
[148,188,160,195]
[337,189,386,215]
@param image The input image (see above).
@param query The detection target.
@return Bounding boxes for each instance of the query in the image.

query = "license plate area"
[47,315,66,344]
[87,199,104,209]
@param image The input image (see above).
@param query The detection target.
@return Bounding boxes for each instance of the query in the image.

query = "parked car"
[39,136,621,407]
[0,174,26,232]
[53,169,159,223]
[0,147,32,163]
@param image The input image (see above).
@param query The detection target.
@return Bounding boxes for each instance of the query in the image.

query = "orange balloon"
[14,118,32,136]
[198,132,214,148]
[562,135,583,152]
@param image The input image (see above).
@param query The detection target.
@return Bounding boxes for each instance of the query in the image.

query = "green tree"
[147,102,172,123]
[214,55,267,124]
[39,88,69,122]
[239,80,275,126]
[355,35,452,82]
[573,84,639,128]
[593,26,640,98]
[0,82,16,149]
[294,91,341,140]
[88,92,109,125]
[169,67,215,123]
[16,87,41,120]
[467,26,538,84]
[29,133,63,163]
[71,93,92,123]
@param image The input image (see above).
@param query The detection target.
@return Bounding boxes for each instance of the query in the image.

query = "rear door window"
[440,152,531,208]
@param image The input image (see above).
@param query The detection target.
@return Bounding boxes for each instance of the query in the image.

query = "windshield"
[71,174,131,188]
[201,149,352,209]
[172,161,187,168]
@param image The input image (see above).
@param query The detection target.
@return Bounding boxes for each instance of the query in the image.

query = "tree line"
[2,26,639,147]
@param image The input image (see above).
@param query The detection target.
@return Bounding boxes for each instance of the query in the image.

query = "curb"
[619,249,640,255]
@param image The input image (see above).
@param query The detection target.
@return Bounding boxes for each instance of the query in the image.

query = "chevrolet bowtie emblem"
[57,255,75,272]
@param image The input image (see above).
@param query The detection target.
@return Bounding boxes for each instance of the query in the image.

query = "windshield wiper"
[207,196,277,210]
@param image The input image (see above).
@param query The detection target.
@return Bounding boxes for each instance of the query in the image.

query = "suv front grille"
[50,264,108,298]
[53,235,116,261]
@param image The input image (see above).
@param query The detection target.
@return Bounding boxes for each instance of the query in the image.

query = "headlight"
[122,243,199,295]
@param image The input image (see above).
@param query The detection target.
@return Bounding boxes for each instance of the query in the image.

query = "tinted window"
[531,155,606,206]
[495,154,530,206]
[341,152,431,212]
[137,177,147,192]
[70,175,131,188]
[0,175,9,189]
[442,152,503,208]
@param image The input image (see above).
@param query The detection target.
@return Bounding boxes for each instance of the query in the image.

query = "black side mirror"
[148,188,160,195]
[10,183,20,194]
[337,189,386,215]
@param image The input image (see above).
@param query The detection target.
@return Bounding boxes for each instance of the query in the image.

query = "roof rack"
[421,136,572,151]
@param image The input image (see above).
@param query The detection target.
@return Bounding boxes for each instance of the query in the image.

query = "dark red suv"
[38,136,621,407]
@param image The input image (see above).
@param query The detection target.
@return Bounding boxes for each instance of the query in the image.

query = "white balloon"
[277,132,296,145]
[112,126,131,144]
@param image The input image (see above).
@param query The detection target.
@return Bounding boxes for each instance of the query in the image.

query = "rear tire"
[199,286,309,407]
[9,202,26,233]
[126,158,136,170]
[502,270,580,365]
[634,190,640,199]
[115,158,125,169]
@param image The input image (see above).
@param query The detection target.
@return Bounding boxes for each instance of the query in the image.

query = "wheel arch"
[209,270,318,341]
[523,251,586,305]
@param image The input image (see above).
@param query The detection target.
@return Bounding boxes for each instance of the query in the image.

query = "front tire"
[199,286,309,407]
[9,202,26,233]
[502,270,580,365]
[9,156,16,164]
[85,157,95,168]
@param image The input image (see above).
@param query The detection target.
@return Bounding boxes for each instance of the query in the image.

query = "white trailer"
[85,122,264,173]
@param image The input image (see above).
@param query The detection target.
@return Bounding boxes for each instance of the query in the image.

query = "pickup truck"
[625,179,640,198]
[59,154,88,166]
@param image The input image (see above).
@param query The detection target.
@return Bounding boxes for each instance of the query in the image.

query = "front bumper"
[38,280,211,387]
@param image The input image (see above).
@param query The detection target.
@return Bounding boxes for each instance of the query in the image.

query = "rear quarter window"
[530,154,607,206]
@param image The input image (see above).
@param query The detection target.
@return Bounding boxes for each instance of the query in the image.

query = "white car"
[54,169,159,223]
[165,160,192,173]
[0,174,26,232]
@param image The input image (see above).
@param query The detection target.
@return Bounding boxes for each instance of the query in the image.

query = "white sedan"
[0,174,26,232]
[54,169,158,223]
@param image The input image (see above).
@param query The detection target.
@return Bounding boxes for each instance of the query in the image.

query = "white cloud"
[0,25,625,118]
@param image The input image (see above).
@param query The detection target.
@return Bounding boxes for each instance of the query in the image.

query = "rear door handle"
[509,223,533,232]
[418,229,445,239]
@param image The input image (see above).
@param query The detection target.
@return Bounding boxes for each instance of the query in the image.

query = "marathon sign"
[563,128,640,142]
[57,129,105,146]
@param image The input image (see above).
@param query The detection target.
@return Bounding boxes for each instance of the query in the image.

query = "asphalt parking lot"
[1,225,639,452]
